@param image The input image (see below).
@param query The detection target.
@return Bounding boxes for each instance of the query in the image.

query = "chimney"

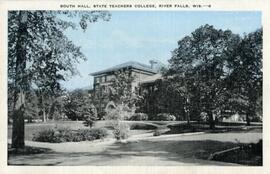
[149,60,158,69]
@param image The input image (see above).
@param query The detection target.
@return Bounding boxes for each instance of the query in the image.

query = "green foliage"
[75,128,108,141]
[104,104,132,140]
[105,104,132,120]
[112,123,129,140]
[63,89,96,122]
[32,127,108,143]
[103,70,145,140]
[105,105,131,140]
[83,110,98,128]
[32,129,58,143]
[226,29,262,124]
[107,71,142,108]
[138,78,186,121]
[166,24,262,128]
[97,111,107,120]
[8,10,110,148]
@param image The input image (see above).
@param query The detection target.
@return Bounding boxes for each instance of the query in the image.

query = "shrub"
[32,128,75,143]
[78,128,108,140]
[251,116,262,122]
[56,127,76,142]
[98,111,106,120]
[83,114,97,128]
[129,113,148,121]
[105,104,131,140]
[112,123,129,140]
[32,127,108,143]
[154,113,176,121]
[82,104,98,128]
[32,129,59,143]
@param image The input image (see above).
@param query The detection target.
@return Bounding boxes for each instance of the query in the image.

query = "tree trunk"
[207,110,215,129]
[11,92,25,149]
[184,97,190,125]
[11,11,28,149]
[43,109,47,122]
[41,94,47,122]
[187,111,190,125]
[184,106,190,125]
[246,113,251,126]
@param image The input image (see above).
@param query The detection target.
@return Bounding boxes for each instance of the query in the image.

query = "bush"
[251,116,262,122]
[104,104,131,140]
[98,111,106,120]
[129,113,148,121]
[32,127,108,143]
[112,123,129,140]
[32,128,74,143]
[154,113,176,121]
[33,129,59,143]
[79,128,108,140]
[56,127,77,142]
[83,114,97,128]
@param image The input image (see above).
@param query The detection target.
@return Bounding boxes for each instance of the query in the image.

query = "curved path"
[8,131,261,166]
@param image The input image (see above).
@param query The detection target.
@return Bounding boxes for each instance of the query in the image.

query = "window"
[106,75,115,81]
[102,76,105,83]
[95,77,100,83]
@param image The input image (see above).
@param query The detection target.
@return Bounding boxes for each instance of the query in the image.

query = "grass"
[8,120,262,141]
[210,139,262,165]
[8,144,52,155]
[166,122,262,135]
[8,121,88,141]
[8,120,163,141]
[8,120,263,166]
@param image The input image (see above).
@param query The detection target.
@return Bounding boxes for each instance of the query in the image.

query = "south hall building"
[89,61,162,114]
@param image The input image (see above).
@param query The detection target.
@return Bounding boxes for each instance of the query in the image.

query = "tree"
[8,11,110,149]
[107,71,141,114]
[138,78,186,121]
[104,71,142,140]
[226,28,262,125]
[83,104,97,128]
[63,89,97,124]
[168,24,241,129]
[165,76,199,124]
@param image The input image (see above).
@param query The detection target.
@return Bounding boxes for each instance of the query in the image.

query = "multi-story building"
[89,61,161,113]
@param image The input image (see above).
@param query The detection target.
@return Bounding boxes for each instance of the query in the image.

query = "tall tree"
[227,28,262,125]
[8,11,110,149]
[63,89,95,121]
[168,24,241,129]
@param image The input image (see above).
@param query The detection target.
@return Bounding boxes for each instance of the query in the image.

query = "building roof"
[90,61,157,76]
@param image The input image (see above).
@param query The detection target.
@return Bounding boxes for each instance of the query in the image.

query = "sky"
[61,11,262,90]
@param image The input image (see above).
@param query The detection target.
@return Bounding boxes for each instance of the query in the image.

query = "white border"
[0,0,269,173]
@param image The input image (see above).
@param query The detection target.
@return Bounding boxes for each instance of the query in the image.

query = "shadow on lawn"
[165,123,262,135]
[8,139,247,166]
[8,144,53,156]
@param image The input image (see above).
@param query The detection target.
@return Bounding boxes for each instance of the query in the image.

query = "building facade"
[90,61,161,114]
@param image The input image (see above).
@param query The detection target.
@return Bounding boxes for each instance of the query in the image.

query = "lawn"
[8,120,262,166]
[8,120,262,141]
[8,130,262,166]
[8,121,88,141]
[8,120,168,141]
